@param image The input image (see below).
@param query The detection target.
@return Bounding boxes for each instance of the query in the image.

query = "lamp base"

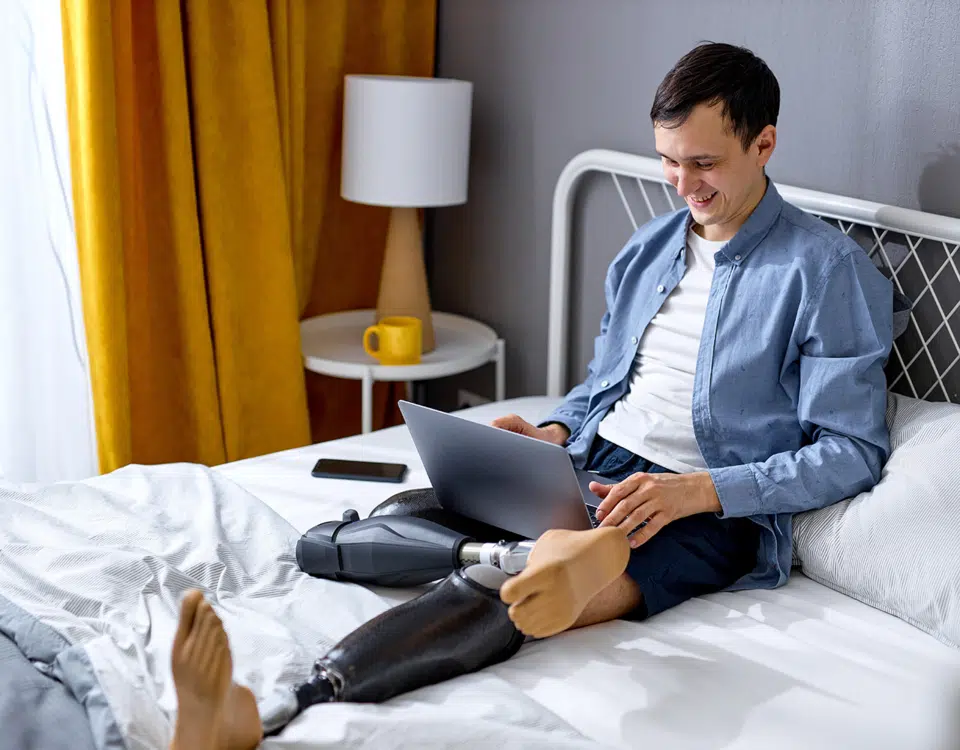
[375,206,436,353]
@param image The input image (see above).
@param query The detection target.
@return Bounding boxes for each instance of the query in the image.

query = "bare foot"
[170,590,263,750]
[499,526,631,638]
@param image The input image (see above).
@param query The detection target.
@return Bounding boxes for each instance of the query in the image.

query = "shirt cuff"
[708,463,762,518]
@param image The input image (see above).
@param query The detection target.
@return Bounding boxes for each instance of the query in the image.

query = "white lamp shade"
[341,75,473,207]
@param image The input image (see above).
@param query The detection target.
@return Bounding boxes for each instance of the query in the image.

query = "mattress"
[218,396,960,750]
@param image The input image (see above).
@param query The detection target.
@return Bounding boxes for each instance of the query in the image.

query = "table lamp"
[341,74,473,353]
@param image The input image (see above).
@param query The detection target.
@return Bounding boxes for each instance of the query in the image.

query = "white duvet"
[0,461,601,750]
[0,465,473,747]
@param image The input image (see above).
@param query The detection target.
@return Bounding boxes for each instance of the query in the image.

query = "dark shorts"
[585,436,760,620]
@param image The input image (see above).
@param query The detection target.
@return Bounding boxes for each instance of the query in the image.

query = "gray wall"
[428,0,960,406]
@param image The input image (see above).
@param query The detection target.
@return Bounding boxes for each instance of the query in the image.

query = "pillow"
[792,392,960,648]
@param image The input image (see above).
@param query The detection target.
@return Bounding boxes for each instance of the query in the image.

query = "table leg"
[495,339,506,401]
[362,368,373,434]
[405,381,414,403]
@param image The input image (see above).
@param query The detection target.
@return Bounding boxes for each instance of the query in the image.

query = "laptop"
[397,400,615,539]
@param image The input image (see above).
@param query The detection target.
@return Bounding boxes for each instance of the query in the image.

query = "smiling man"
[493,42,894,637]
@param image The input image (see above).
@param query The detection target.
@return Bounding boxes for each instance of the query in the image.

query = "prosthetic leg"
[292,564,523,710]
[286,488,526,719]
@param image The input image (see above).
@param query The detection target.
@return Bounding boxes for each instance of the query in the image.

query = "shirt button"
[630,336,638,345]
[600,380,609,388]
[734,254,742,261]
[657,284,666,293]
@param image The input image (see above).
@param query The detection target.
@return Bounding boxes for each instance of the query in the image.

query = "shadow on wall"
[918,143,960,219]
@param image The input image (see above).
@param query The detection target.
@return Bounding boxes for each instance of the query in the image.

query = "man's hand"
[490,415,569,446]
[590,472,722,548]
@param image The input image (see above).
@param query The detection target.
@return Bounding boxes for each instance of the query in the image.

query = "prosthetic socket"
[296,509,535,586]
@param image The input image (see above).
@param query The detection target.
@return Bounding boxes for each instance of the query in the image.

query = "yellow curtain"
[61,0,437,471]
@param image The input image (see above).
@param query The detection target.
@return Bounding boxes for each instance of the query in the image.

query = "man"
[494,41,893,638]
[162,42,894,749]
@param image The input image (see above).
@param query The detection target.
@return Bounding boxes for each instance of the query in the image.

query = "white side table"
[300,310,505,434]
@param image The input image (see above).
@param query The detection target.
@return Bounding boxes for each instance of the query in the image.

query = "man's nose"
[675,169,700,198]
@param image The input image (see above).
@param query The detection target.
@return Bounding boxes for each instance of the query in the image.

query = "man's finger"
[620,496,661,530]
[599,491,646,528]
[613,497,652,529]
[588,481,612,499]
[595,485,629,520]
[491,414,531,435]
[595,474,644,517]
[627,513,665,547]
[595,484,627,519]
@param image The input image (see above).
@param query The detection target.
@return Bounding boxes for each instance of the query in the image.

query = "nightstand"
[300,310,505,434]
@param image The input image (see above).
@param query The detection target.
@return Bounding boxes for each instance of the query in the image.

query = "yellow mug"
[363,316,422,365]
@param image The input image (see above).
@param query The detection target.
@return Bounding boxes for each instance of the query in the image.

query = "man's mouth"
[688,191,717,208]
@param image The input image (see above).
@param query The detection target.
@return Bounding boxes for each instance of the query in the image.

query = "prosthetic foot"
[293,565,523,710]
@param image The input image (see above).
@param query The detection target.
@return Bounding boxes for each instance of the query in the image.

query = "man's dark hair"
[650,42,780,150]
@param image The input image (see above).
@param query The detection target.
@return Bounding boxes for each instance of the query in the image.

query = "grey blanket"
[0,630,96,750]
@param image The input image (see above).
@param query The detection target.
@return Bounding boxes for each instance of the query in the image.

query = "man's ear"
[755,125,777,168]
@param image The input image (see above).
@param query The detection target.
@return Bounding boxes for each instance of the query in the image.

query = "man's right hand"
[490,415,570,446]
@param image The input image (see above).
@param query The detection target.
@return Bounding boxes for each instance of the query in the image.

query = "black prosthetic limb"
[293,565,524,711]
[297,509,472,587]
[297,496,534,587]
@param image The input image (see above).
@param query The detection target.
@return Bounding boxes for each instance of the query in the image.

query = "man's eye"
[696,162,715,170]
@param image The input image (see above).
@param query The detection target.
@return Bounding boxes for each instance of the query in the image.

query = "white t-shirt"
[597,227,726,473]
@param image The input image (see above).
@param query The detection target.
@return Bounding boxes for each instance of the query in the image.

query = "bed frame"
[547,149,960,404]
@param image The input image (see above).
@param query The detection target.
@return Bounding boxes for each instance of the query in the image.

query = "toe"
[197,601,219,641]
[513,611,551,638]
[508,595,543,628]
[500,566,553,605]
[196,604,223,667]
[174,590,204,651]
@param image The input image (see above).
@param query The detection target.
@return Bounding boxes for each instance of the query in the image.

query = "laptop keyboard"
[585,506,647,533]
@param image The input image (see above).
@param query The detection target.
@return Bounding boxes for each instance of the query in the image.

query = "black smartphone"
[311,457,408,483]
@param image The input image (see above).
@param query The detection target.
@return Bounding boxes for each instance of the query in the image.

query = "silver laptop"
[398,400,614,539]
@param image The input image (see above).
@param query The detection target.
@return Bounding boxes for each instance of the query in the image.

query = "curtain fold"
[62,0,437,471]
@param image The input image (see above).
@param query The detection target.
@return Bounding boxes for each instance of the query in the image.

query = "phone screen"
[311,458,407,483]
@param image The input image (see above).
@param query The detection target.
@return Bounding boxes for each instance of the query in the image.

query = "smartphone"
[311,457,408,483]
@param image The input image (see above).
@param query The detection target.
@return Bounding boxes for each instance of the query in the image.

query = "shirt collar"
[678,179,784,264]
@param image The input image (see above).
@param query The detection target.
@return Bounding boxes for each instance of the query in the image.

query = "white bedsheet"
[218,397,960,750]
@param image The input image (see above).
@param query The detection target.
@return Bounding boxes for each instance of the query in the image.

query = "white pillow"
[793,392,960,648]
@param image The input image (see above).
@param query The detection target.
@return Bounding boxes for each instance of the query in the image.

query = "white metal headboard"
[548,149,960,404]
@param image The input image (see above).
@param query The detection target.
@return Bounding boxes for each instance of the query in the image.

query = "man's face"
[654,102,775,241]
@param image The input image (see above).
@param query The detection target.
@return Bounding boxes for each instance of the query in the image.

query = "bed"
[222,397,960,750]
[3,150,960,750]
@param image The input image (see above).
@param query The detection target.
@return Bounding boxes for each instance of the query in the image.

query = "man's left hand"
[590,472,722,548]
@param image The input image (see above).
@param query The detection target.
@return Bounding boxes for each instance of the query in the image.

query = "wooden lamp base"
[375,206,436,353]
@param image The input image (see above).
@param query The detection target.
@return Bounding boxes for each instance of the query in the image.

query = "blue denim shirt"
[544,181,894,591]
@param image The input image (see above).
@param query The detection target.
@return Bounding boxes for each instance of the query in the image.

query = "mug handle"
[363,325,381,359]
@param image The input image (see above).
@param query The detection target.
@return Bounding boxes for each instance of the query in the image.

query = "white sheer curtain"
[0,1,97,484]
